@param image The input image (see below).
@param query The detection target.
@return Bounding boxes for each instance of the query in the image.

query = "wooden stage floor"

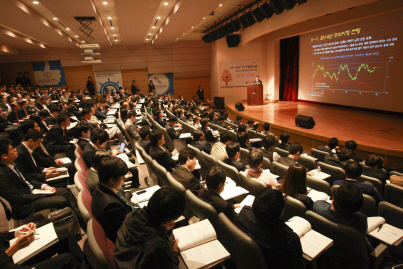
[226,101,403,166]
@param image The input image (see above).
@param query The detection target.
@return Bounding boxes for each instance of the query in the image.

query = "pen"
[18,231,39,235]
[377,224,383,232]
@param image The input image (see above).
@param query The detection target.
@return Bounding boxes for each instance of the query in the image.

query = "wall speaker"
[260,2,275,18]
[226,34,241,48]
[295,115,315,129]
[252,7,266,22]
[235,102,245,111]
[270,0,285,14]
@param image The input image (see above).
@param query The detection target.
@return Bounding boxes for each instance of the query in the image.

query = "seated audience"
[200,117,218,142]
[234,187,305,269]
[261,135,280,162]
[333,161,383,204]
[278,131,291,151]
[277,142,305,168]
[363,154,387,185]
[124,111,140,140]
[166,116,181,140]
[279,164,313,210]
[317,137,339,157]
[234,116,243,126]
[313,183,373,252]
[191,129,211,154]
[199,166,239,221]
[262,122,275,137]
[324,148,353,169]
[223,142,247,172]
[345,140,363,163]
[114,188,185,269]
[138,125,152,154]
[237,132,252,151]
[246,148,279,187]
[86,149,111,195]
[172,148,202,194]
[210,130,232,161]
[82,129,109,168]
[149,129,178,173]
[76,122,91,151]
[92,157,139,243]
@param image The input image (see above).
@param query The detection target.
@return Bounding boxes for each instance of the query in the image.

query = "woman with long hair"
[279,163,313,210]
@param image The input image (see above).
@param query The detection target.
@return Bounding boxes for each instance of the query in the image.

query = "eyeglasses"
[8,147,16,152]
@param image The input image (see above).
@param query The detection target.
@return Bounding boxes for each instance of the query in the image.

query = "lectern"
[247,85,263,105]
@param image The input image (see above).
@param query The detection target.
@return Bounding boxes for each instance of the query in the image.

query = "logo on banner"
[32,61,66,87]
[94,71,123,96]
[98,78,120,95]
[148,73,173,96]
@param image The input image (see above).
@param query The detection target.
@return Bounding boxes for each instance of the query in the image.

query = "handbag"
[47,207,82,241]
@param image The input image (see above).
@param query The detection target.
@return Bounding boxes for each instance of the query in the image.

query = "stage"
[226,101,403,167]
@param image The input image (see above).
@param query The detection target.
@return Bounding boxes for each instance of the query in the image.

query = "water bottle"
[317,166,321,173]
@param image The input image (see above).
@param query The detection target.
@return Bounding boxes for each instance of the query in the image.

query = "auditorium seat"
[199,151,217,174]
[274,147,289,158]
[378,201,403,229]
[77,190,93,224]
[218,213,268,269]
[390,171,403,177]
[311,148,330,163]
[87,218,118,269]
[166,172,195,221]
[306,174,332,197]
[152,160,170,187]
[332,185,378,217]
[75,156,89,177]
[317,161,345,185]
[217,160,241,186]
[74,171,88,193]
[239,171,267,196]
[384,183,403,208]
[239,148,249,166]
[283,195,307,221]
[248,129,258,139]
[136,144,157,186]
[272,161,288,179]
[298,155,317,171]
[262,157,274,172]
[360,174,383,198]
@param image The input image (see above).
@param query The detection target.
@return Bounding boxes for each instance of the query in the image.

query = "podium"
[247,85,263,105]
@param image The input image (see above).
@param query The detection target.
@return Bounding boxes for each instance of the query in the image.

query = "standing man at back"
[197,85,204,102]
[86,76,95,96]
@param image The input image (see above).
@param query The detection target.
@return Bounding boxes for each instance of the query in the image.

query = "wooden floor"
[226,101,403,166]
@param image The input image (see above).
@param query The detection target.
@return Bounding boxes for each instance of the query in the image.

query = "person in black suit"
[0,95,10,111]
[253,75,262,85]
[0,137,84,227]
[317,137,339,157]
[6,102,20,123]
[166,116,181,140]
[86,76,95,96]
[15,130,67,187]
[77,95,87,109]
[277,143,306,169]
[278,131,291,151]
[345,140,362,163]
[131,80,140,95]
[149,129,177,173]
[223,143,247,172]
[197,85,204,102]
[333,161,383,204]
[45,107,59,126]
[34,96,44,111]
[262,134,280,162]
[68,98,82,119]
[17,100,30,119]
[37,110,51,133]
[82,129,109,168]
[153,110,166,127]
[198,166,239,221]
[92,157,138,243]
[200,117,218,142]
[148,80,155,93]
[237,132,252,151]
[85,149,111,195]
[42,114,75,161]
[363,154,387,185]
[138,126,152,154]
[76,122,91,151]
[191,130,211,154]
[324,148,353,169]
[172,148,202,195]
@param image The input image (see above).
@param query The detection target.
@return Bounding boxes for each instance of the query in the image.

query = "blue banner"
[148,73,174,96]
[32,60,66,87]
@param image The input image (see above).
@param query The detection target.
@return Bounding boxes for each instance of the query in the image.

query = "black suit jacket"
[155,117,166,127]
[92,184,133,243]
[166,123,180,140]
[95,109,107,120]
[198,189,237,221]
[0,163,42,219]
[78,100,87,109]
[6,110,18,123]
[278,143,290,151]
[324,155,346,169]
[68,104,82,117]
[148,83,155,93]
[82,143,96,168]
[45,115,57,126]
[17,107,29,119]
[34,101,44,110]
[191,141,211,154]
[77,138,89,151]
[86,80,95,95]
[14,144,47,183]
[362,166,387,185]
[42,123,71,149]
[317,145,337,157]
[172,166,202,194]
[201,127,218,142]
[32,146,56,167]
[223,158,247,172]
[277,156,297,167]
[139,139,151,154]
[149,146,177,173]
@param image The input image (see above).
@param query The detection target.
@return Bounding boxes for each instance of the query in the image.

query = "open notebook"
[43,167,69,182]
[235,195,255,214]
[173,219,230,269]
[220,177,248,200]
[116,153,137,169]
[131,185,161,203]
[10,223,58,264]
[367,217,403,246]
[286,216,333,261]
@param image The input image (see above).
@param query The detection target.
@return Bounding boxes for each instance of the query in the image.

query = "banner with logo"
[32,60,66,87]
[219,59,259,87]
[148,73,174,96]
[94,70,123,96]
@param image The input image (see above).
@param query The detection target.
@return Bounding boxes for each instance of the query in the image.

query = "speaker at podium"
[247,85,263,105]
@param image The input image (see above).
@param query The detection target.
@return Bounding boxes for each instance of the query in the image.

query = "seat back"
[384,183,403,208]
[217,160,241,186]
[200,151,217,172]
[77,190,93,224]
[187,144,200,154]
[311,148,330,163]
[360,174,383,198]
[152,160,170,187]
[272,161,288,179]
[218,213,268,269]
[262,157,273,172]
[306,174,332,197]
[239,171,267,196]
[390,171,403,177]
[74,171,88,193]
[283,195,307,220]
[166,172,186,193]
[140,147,157,186]
[77,156,89,177]
[378,201,403,229]
[87,219,118,269]
[248,129,257,139]
[74,147,81,158]
[317,161,345,185]
[239,148,249,166]
[185,190,219,232]
[305,210,369,269]
[161,127,174,152]
[274,147,289,158]
[298,155,317,171]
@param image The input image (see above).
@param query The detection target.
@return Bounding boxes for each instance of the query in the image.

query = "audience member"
[246,148,279,187]
[166,116,181,140]
[363,154,387,184]
[237,131,252,151]
[149,129,178,173]
[277,142,304,168]
[262,134,280,162]
[138,125,152,154]
[85,149,111,195]
[278,131,290,150]
[191,129,211,154]
[82,129,109,168]
[345,140,362,163]
[172,148,202,194]
[262,122,275,136]
[323,148,353,169]
[223,142,247,172]
[210,130,232,161]
[201,117,218,142]
[317,137,339,157]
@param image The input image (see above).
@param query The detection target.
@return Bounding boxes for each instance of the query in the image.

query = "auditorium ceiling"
[0,0,249,54]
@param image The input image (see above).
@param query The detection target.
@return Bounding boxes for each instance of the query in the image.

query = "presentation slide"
[298,9,403,113]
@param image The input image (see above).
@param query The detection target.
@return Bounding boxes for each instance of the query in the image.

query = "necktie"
[117,190,139,210]
[63,128,67,141]
[14,165,33,191]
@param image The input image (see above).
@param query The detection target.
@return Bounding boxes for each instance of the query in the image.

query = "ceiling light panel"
[92,0,122,44]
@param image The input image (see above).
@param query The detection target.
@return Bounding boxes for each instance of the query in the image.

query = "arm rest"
[370,243,389,269]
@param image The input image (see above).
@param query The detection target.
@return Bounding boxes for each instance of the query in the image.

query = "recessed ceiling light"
[176,38,178,40]
[183,33,185,35]
[102,1,108,5]
[107,17,112,19]
[111,27,114,29]
[75,35,78,37]
[164,2,168,5]
[191,26,193,28]
[146,38,149,41]
[219,4,222,6]
[66,28,70,30]
[53,17,58,20]
[152,26,155,28]
[149,33,152,35]
[81,40,85,42]
[114,39,118,41]
[33,1,39,4]
[113,34,116,36]
[203,17,205,19]
[157,16,161,19]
